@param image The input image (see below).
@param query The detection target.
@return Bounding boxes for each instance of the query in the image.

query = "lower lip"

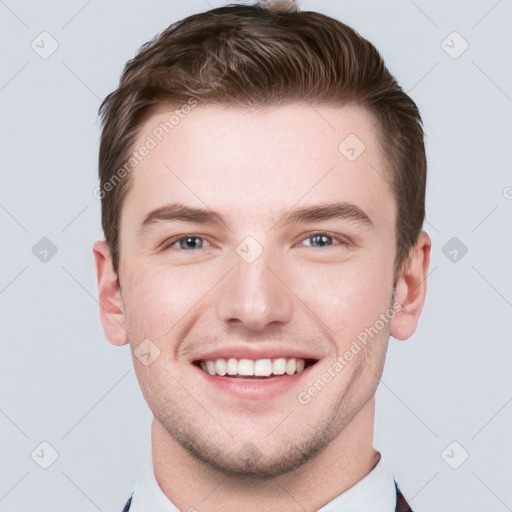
[193,363,315,400]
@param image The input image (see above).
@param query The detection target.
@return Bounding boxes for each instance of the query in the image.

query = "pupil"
[181,237,201,249]
[312,235,330,247]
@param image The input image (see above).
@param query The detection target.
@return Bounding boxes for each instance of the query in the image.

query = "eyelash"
[160,232,349,251]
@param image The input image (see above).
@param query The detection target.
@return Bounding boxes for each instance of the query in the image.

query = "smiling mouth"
[193,357,318,378]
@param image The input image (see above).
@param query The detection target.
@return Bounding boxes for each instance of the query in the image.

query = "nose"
[216,246,294,332]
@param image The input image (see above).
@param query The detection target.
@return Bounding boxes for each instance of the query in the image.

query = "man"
[93,1,430,510]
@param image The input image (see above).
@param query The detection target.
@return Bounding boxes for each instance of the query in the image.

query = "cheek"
[122,263,210,340]
[293,256,393,344]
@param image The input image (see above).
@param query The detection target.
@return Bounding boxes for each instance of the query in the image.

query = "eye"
[160,232,348,252]
[161,235,211,251]
[299,232,347,249]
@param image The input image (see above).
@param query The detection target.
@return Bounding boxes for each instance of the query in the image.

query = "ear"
[92,240,129,346]
[390,231,431,340]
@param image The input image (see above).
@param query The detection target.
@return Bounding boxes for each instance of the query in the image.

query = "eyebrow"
[138,201,374,235]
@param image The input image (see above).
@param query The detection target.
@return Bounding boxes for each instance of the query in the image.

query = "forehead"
[120,103,394,232]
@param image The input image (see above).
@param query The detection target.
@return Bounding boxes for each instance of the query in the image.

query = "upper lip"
[192,345,320,362]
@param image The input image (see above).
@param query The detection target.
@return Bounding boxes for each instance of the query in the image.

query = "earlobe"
[92,240,129,346]
[390,231,431,341]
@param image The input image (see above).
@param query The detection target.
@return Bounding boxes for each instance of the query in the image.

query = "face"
[101,103,409,477]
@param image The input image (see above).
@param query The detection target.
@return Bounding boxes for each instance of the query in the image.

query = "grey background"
[1,0,511,511]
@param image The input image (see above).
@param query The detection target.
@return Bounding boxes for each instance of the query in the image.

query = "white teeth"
[286,358,296,375]
[238,359,254,376]
[206,360,216,375]
[227,358,238,375]
[254,359,272,376]
[198,357,310,377]
[273,358,286,375]
[215,358,227,376]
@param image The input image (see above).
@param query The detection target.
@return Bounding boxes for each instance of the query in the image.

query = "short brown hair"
[98,2,426,279]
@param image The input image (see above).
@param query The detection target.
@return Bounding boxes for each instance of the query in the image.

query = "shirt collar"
[129,459,179,512]
[129,452,397,512]
[317,454,397,511]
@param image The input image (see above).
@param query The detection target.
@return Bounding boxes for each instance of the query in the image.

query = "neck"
[151,397,378,512]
